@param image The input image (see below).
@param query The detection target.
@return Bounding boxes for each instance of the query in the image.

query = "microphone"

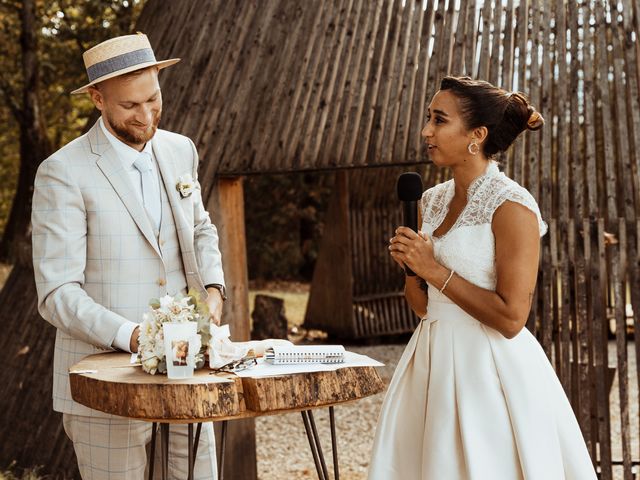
[396,172,423,276]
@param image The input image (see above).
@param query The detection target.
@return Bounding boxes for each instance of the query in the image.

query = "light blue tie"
[133,152,161,232]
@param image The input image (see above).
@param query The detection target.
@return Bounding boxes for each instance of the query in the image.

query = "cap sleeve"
[490,183,548,237]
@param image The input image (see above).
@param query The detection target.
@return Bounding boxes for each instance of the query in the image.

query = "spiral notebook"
[264,345,346,364]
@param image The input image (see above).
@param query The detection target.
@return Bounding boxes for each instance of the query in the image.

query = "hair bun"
[527,110,544,130]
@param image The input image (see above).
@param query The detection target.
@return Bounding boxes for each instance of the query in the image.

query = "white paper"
[233,351,384,378]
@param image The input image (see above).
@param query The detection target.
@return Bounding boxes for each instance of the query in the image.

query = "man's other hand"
[130,325,140,353]
[206,287,224,326]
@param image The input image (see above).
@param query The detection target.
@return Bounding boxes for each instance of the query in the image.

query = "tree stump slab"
[241,367,385,413]
[69,353,243,421]
[69,353,385,421]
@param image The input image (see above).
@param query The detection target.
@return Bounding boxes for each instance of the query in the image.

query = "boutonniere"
[176,174,195,198]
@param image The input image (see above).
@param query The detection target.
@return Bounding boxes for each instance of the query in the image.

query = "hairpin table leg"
[193,422,202,461]
[308,410,330,479]
[148,422,157,480]
[218,420,228,480]
[329,407,340,480]
[188,423,194,480]
[184,422,204,478]
[161,423,169,480]
[301,410,327,480]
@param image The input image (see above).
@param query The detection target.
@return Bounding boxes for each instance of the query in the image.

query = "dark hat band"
[86,48,156,83]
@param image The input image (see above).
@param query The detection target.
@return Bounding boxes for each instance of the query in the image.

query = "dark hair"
[439,76,544,157]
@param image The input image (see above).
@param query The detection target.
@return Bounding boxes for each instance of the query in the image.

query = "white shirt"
[99,117,159,353]
[99,117,160,212]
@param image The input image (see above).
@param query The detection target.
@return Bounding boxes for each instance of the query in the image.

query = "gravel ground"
[256,341,638,480]
[255,344,402,480]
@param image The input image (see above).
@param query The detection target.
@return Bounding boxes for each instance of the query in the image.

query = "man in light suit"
[32,33,225,479]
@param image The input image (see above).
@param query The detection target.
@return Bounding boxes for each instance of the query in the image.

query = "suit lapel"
[90,121,161,257]
[152,135,204,294]
[152,135,190,234]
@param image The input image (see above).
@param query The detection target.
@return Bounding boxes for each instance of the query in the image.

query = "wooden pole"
[208,176,257,480]
[210,177,251,340]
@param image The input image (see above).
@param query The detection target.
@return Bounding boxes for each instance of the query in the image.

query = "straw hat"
[71,32,180,94]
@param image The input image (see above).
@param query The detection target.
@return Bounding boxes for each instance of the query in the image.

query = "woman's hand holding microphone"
[388,227,437,279]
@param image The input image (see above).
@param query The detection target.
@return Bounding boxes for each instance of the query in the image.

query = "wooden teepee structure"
[4,1,640,478]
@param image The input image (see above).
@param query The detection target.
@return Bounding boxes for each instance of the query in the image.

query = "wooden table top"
[69,352,385,423]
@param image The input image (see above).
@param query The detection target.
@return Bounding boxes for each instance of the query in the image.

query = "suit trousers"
[63,413,217,480]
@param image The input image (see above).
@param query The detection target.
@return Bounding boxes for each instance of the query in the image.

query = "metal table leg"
[193,422,202,459]
[308,410,330,478]
[188,423,194,480]
[161,423,170,480]
[301,410,328,480]
[301,408,341,480]
[149,422,204,480]
[329,407,339,480]
[188,423,204,479]
[218,420,228,480]
[148,423,157,480]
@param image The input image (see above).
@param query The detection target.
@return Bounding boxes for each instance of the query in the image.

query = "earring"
[468,141,479,155]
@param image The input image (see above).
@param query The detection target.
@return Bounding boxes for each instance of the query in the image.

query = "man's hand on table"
[130,326,140,353]
[206,287,224,326]
[127,286,223,354]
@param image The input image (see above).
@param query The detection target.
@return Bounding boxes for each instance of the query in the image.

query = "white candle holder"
[163,321,200,379]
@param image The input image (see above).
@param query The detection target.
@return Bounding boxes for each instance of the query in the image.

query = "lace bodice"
[420,162,547,299]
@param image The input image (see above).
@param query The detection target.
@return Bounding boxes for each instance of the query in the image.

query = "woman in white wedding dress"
[368,77,597,480]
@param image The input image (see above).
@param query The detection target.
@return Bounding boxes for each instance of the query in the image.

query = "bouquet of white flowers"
[137,290,211,375]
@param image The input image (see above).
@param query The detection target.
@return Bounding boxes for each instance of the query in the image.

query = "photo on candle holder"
[170,339,189,366]
[163,321,198,379]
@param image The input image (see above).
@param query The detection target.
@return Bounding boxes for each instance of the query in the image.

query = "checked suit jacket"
[32,120,225,415]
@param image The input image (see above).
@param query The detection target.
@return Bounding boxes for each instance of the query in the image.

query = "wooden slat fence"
[137,0,640,476]
[310,1,640,477]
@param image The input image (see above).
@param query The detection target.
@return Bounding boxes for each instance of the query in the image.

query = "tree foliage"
[0,0,333,281]
[245,172,334,282]
[1,0,146,146]
[0,0,146,260]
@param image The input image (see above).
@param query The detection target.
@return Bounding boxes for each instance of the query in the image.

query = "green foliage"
[39,1,147,147]
[0,0,332,281]
[244,172,334,281]
[0,106,19,234]
[0,463,47,480]
[0,0,146,235]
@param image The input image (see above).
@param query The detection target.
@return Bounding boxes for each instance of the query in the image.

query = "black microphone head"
[397,172,423,202]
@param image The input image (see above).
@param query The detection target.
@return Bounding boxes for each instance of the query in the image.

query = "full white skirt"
[368,301,597,480]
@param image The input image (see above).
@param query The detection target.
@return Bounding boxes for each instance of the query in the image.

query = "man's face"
[89,68,162,150]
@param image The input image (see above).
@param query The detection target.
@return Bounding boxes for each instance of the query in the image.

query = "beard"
[106,110,161,146]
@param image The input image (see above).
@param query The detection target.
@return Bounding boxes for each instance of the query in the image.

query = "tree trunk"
[0,0,51,263]
[0,264,78,478]
[0,1,75,476]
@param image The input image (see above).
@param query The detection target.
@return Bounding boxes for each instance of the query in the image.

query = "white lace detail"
[420,162,547,238]
[419,162,547,296]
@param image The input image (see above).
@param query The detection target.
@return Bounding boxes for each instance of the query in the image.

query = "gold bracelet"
[439,269,455,294]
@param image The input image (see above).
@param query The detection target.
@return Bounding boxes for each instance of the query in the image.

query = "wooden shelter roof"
[135,0,437,178]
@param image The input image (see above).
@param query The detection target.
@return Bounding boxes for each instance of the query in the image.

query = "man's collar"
[98,117,153,167]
